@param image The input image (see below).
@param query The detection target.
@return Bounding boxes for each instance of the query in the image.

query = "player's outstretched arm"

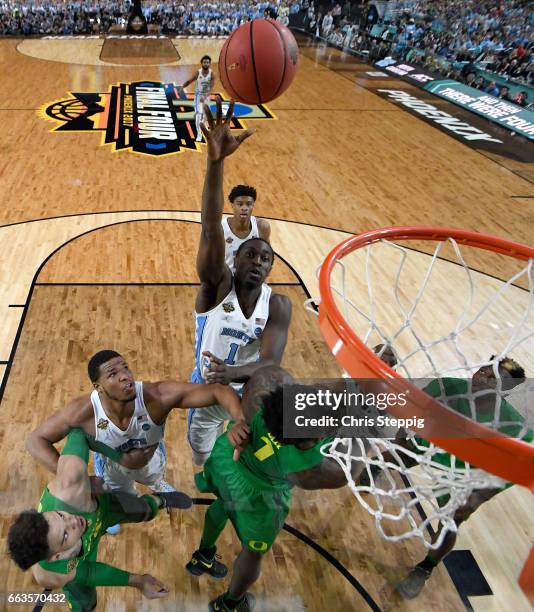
[178,73,196,90]
[76,563,169,598]
[204,294,292,384]
[51,429,93,508]
[26,397,91,474]
[146,380,244,424]
[33,561,168,598]
[287,456,350,490]
[197,100,255,291]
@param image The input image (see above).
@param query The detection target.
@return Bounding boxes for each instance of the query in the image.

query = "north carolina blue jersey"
[192,283,272,392]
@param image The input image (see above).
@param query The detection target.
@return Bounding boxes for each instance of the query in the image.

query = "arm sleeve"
[60,429,90,464]
[73,561,130,587]
[60,428,122,464]
[84,433,123,463]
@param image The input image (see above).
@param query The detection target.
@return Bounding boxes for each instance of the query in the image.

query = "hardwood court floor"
[0,36,532,611]
[100,38,181,64]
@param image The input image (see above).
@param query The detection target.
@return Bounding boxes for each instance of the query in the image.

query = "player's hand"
[201,99,255,161]
[202,351,232,384]
[227,418,250,461]
[132,573,169,599]
[119,446,157,469]
[373,344,397,368]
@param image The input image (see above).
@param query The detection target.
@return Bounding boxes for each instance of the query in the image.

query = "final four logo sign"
[39,81,275,157]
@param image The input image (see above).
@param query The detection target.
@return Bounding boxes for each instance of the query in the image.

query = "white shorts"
[187,405,230,466]
[194,93,208,115]
[94,441,167,496]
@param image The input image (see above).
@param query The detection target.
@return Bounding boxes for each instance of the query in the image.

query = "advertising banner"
[374,58,533,140]
[425,80,534,140]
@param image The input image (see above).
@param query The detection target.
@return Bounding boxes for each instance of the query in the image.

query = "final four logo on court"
[39,81,276,157]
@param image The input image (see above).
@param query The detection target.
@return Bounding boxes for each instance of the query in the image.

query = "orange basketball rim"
[317,225,534,603]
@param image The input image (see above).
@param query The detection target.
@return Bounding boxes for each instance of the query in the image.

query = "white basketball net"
[309,236,534,549]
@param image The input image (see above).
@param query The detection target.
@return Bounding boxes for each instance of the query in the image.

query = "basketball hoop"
[315,226,534,603]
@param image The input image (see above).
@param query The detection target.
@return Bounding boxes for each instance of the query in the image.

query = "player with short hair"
[223,184,270,272]
[361,355,532,599]
[9,428,191,611]
[188,100,292,467]
[179,54,215,142]
[27,350,245,533]
[186,366,367,612]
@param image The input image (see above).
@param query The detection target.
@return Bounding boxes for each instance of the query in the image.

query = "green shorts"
[196,436,292,553]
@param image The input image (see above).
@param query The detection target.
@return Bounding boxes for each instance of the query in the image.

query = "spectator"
[484,81,500,96]
[306,3,314,30]
[322,11,333,38]
[343,21,356,48]
[513,91,528,107]
[473,75,486,89]
[314,11,322,37]
[498,86,511,101]
[464,72,477,87]
[405,17,415,40]
[328,26,343,47]
[332,2,341,25]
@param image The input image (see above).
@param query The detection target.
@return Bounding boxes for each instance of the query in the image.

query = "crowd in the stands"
[145,0,304,32]
[0,0,304,35]
[306,0,533,104]
[1,0,532,104]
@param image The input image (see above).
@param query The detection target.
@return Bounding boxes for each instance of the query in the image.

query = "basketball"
[218,19,299,104]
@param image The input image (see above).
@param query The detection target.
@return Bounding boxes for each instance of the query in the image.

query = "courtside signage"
[39,82,275,157]
[425,80,534,140]
[377,89,503,143]
[375,57,436,85]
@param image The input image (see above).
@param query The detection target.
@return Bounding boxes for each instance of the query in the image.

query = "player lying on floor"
[8,428,194,611]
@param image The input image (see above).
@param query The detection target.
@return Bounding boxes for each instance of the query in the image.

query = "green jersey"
[196,409,334,553]
[416,377,533,469]
[237,408,333,490]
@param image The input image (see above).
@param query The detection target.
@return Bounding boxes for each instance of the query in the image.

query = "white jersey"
[192,282,272,391]
[91,381,164,453]
[222,215,259,272]
[195,68,213,97]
